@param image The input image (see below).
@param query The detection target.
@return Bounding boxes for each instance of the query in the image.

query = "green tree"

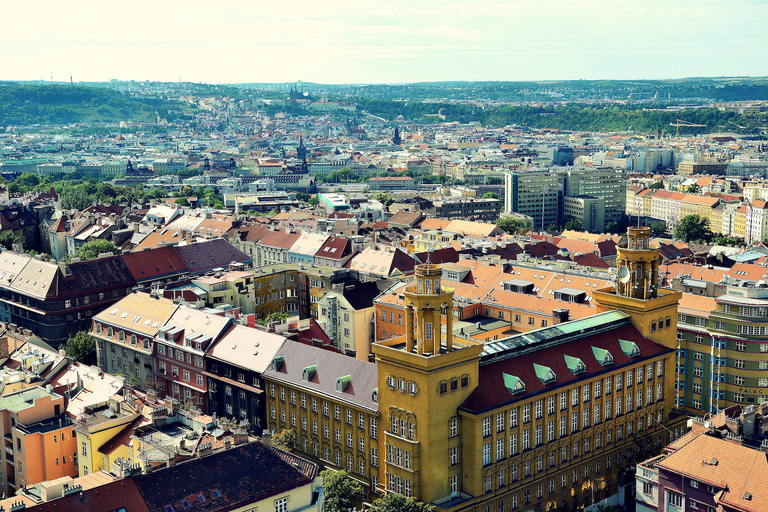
[321,469,364,512]
[271,429,297,452]
[17,173,40,188]
[650,221,667,237]
[374,193,395,207]
[256,312,288,326]
[63,331,97,365]
[674,214,711,243]
[649,181,664,190]
[73,240,120,261]
[0,231,23,250]
[368,494,435,512]
[175,197,189,207]
[59,186,92,210]
[496,215,531,235]
[605,221,619,234]
[482,191,500,199]
[308,196,320,206]
[564,217,583,231]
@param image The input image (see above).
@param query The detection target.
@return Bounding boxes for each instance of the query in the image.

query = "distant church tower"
[373,263,484,502]
[392,127,402,146]
[593,226,681,348]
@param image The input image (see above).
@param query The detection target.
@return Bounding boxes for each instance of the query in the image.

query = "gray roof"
[553,287,586,296]
[263,342,378,412]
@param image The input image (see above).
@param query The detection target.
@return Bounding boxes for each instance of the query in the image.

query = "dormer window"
[371,388,378,403]
[271,355,285,371]
[619,339,640,357]
[503,373,525,395]
[564,355,586,375]
[592,347,614,366]
[534,363,557,384]
[302,365,317,381]
[336,375,351,392]
[95,323,102,334]
[118,331,125,342]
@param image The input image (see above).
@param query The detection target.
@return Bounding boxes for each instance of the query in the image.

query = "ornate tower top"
[402,263,454,356]
[616,226,661,300]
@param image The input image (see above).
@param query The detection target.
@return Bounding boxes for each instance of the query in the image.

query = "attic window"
[503,373,525,395]
[619,339,640,357]
[181,501,190,509]
[302,364,317,381]
[164,506,174,512]
[564,355,586,374]
[534,363,557,384]
[272,355,285,371]
[371,388,378,403]
[592,346,614,366]
[211,490,221,498]
[336,374,351,392]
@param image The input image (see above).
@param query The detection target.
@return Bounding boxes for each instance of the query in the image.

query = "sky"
[2,0,767,85]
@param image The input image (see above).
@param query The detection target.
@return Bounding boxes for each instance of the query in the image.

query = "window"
[497,412,505,432]
[510,433,518,455]
[483,417,492,437]
[735,359,746,369]
[275,496,288,512]
[523,404,530,423]
[497,438,505,460]
[523,429,530,450]
[483,443,491,465]
[535,400,543,419]
[667,492,682,507]
[509,408,518,427]
[449,418,458,437]
[560,392,567,410]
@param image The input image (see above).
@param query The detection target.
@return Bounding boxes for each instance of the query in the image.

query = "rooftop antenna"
[70,74,73,85]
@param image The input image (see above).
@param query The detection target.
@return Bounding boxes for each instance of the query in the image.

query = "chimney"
[552,308,570,324]
[742,405,757,438]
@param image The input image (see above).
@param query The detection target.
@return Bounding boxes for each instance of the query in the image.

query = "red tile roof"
[460,322,673,414]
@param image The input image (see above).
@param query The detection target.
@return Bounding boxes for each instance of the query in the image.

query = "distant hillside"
[0,83,197,127]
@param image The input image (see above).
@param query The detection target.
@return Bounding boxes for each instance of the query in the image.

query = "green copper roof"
[503,373,526,394]
[336,374,351,392]
[564,354,587,374]
[618,339,640,357]
[533,363,557,384]
[302,364,317,381]
[591,346,614,366]
[272,355,285,370]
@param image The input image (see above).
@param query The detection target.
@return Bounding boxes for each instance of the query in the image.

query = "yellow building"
[73,399,141,477]
[192,270,256,314]
[263,342,379,498]
[317,281,379,360]
[369,250,687,511]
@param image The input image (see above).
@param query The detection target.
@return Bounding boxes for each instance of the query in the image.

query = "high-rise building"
[503,171,565,230]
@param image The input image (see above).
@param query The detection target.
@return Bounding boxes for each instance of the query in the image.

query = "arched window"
[107,327,113,338]
[118,331,125,341]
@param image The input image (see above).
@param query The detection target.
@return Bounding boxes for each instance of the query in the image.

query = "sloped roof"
[460,322,672,413]
[22,478,149,512]
[656,433,768,511]
[175,239,251,275]
[121,246,188,282]
[207,324,286,374]
[133,442,318,512]
[263,341,378,412]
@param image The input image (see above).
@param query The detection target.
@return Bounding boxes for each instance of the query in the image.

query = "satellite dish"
[618,266,630,283]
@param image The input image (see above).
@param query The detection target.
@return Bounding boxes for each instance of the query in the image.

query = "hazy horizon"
[3,0,767,85]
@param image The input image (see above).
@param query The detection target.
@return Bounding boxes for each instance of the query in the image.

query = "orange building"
[0,387,77,496]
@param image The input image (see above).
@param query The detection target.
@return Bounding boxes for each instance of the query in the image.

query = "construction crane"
[669,119,707,138]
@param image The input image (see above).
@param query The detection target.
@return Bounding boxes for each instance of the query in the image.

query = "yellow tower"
[593,226,681,348]
[373,263,483,503]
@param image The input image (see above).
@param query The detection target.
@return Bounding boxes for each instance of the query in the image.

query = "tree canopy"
[482,191,500,199]
[72,240,120,261]
[63,331,97,365]
[321,469,364,512]
[271,429,296,452]
[496,215,531,235]
[674,214,711,243]
[368,494,435,512]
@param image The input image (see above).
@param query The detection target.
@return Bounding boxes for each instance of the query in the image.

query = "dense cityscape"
[0,77,767,512]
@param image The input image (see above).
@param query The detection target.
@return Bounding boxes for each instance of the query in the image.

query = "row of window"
[479,364,664,438]
[482,414,663,467]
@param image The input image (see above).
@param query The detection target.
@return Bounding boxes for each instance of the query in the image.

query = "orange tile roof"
[656,433,768,511]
